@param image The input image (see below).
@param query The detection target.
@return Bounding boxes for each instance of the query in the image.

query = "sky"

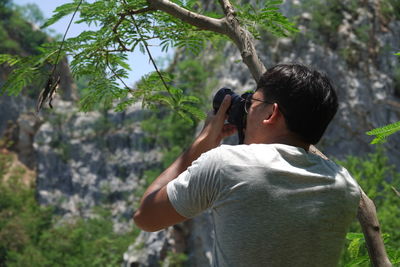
[13,0,170,86]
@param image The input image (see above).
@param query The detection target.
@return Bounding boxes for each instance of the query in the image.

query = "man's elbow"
[133,209,162,232]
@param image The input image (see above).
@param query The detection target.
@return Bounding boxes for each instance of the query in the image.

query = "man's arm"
[133,95,236,232]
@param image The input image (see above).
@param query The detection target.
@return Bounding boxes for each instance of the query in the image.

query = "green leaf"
[181,104,206,121]
[41,1,80,29]
[175,37,204,55]
[0,54,21,66]
[235,0,298,39]
[180,95,200,104]
[146,92,174,107]
[345,255,370,267]
[366,121,400,144]
[347,237,361,258]
[346,232,364,240]
[177,110,195,126]
[139,43,146,54]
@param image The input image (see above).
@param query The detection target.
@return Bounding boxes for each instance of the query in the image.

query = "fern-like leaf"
[0,54,21,66]
[366,121,400,144]
[41,1,81,29]
[181,104,206,121]
[235,0,298,39]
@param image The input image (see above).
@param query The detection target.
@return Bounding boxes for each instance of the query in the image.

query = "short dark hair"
[257,63,338,144]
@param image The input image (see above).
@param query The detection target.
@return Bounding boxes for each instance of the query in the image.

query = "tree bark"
[147,0,391,265]
[147,0,225,34]
[358,189,392,267]
[217,0,266,80]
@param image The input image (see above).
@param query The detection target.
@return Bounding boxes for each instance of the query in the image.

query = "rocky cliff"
[34,100,162,232]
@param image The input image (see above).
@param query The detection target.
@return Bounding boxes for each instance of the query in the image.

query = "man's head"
[245,63,338,145]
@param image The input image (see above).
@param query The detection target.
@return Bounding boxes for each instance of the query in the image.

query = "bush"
[0,157,139,266]
[336,147,400,266]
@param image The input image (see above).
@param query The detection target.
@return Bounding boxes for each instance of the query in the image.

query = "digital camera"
[212,88,252,143]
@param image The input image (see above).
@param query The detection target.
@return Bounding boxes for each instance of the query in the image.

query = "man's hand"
[195,95,237,150]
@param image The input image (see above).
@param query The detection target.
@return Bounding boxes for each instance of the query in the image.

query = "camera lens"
[213,88,234,114]
[213,88,245,126]
[212,88,253,144]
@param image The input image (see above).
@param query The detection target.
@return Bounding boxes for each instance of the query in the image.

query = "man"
[134,63,360,266]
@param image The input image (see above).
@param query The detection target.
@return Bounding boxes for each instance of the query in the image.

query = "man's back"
[167,144,360,267]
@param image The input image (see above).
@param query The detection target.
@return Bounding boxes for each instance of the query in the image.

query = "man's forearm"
[140,136,211,202]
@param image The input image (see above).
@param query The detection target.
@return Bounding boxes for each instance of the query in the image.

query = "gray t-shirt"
[167,144,360,267]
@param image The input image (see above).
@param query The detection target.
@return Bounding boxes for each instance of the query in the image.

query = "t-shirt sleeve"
[166,148,222,218]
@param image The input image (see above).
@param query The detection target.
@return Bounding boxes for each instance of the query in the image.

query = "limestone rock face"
[33,100,161,231]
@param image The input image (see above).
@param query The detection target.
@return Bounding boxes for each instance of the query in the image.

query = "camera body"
[212,88,252,144]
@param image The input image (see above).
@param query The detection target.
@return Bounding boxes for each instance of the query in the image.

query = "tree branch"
[217,0,266,80]
[218,0,236,17]
[147,0,225,34]
[105,54,134,93]
[357,188,392,267]
[392,186,400,198]
[309,145,328,160]
[114,6,156,52]
[113,16,130,51]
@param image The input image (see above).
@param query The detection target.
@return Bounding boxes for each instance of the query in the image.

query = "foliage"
[0,153,13,178]
[381,0,400,21]
[342,233,370,266]
[336,147,400,266]
[0,152,139,266]
[234,0,298,39]
[342,232,400,267]
[0,2,47,55]
[0,0,296,121]
[0,53,51,97]
[0,2,51,99]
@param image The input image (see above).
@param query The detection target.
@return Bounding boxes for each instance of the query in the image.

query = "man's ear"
[262,103,280,124]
